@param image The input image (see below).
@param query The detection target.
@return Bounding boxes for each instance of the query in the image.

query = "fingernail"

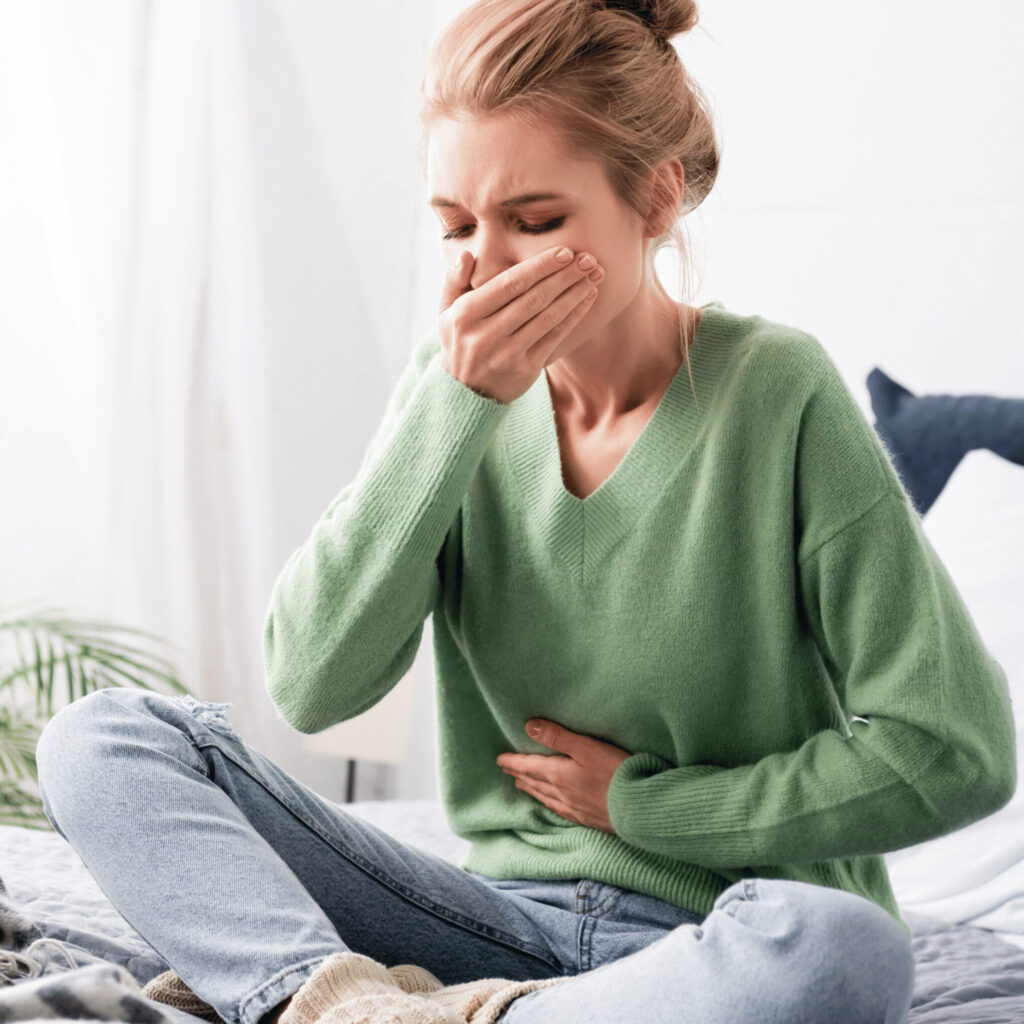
[527,722,541,737]
[577,254,595,270]
[555,247,573,263]
[588,267,604,282]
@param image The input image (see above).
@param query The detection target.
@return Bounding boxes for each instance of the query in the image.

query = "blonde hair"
[419,0,720,409]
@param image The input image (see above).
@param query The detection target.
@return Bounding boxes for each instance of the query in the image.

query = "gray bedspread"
[2,801,1024,1023]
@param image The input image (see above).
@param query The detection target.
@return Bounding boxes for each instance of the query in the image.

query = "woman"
[37,1,1016,1023]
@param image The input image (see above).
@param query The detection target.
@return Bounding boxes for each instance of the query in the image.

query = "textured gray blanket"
[2,803,1024,1023]
[0,874,194,1024]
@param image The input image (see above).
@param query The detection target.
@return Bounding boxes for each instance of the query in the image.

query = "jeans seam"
[573,883,624,974]
[574,880,623,920]
[588,887,624,920]
[575,880,590,913]
[190,731,564,976]
[577,914,595,974]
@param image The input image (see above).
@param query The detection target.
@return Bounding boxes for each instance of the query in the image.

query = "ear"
[643,157,686,238]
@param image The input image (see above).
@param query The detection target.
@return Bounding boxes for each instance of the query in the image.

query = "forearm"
[264,345,509,733]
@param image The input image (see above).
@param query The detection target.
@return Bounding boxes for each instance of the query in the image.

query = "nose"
[467,224,518,291]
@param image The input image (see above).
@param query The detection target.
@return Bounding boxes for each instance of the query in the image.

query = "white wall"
[677,3,1024,403]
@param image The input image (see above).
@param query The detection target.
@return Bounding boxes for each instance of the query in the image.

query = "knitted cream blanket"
[278,952,567,1024]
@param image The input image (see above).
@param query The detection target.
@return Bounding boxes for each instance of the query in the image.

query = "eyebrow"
[428,192,568,210]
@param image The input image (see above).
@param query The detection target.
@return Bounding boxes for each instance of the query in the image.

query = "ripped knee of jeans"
[174,694,235,731]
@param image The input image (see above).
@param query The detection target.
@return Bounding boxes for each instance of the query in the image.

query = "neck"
[545,279,699,431]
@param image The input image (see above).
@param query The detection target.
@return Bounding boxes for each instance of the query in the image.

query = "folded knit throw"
[281,952,566,1024]
[142,953,567,1024]
[141,969,224,1023]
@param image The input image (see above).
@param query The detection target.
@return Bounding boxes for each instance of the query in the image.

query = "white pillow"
[883,449,1024,930]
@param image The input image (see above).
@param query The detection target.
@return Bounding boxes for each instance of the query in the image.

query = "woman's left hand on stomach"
[496,720,632,834]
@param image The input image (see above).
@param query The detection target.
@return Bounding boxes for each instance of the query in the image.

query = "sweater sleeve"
[262,331,510,734]
[606,353,1017,869]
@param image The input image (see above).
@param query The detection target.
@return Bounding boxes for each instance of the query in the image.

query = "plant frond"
[0,712,41,782]
[0,604,194,814]
[0,779,51,831]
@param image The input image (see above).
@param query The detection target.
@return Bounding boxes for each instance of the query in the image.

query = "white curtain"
[109,0,279,757]
[1,0,440,801]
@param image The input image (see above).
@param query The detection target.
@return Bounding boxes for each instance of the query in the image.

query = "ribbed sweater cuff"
[354,353,510,558]
[606,752,755,863]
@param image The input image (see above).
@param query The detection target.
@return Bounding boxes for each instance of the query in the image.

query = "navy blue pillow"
[866,368,1024,516]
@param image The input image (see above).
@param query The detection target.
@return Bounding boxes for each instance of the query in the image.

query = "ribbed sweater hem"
[460,836,906,933]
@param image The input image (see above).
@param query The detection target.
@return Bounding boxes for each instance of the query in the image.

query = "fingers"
[527,276,600,365]
[488,251,603,340]
[458,244,584,321]
[438,250,474,313]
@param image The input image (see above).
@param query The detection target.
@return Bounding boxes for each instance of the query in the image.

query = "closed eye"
[518,217,566,235]
[442,217,566,241]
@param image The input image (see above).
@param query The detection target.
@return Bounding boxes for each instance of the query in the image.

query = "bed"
[2,799,1024,1023]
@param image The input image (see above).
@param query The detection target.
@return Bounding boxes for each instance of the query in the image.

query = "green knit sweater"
[263,300,1016,932]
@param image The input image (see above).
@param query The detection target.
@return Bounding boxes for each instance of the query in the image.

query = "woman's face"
[426,113,651,338]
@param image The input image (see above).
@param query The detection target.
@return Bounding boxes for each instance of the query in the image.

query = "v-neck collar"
[501,301,738,582]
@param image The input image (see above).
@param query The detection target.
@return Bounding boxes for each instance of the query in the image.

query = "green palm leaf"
[0,779,50,831]
[0,706,40,781]
[0,602,196,831]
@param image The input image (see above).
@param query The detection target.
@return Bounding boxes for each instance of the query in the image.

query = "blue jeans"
[36,689,914,1024]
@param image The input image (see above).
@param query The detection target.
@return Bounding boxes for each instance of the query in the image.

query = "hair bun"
[601,0,698,41]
